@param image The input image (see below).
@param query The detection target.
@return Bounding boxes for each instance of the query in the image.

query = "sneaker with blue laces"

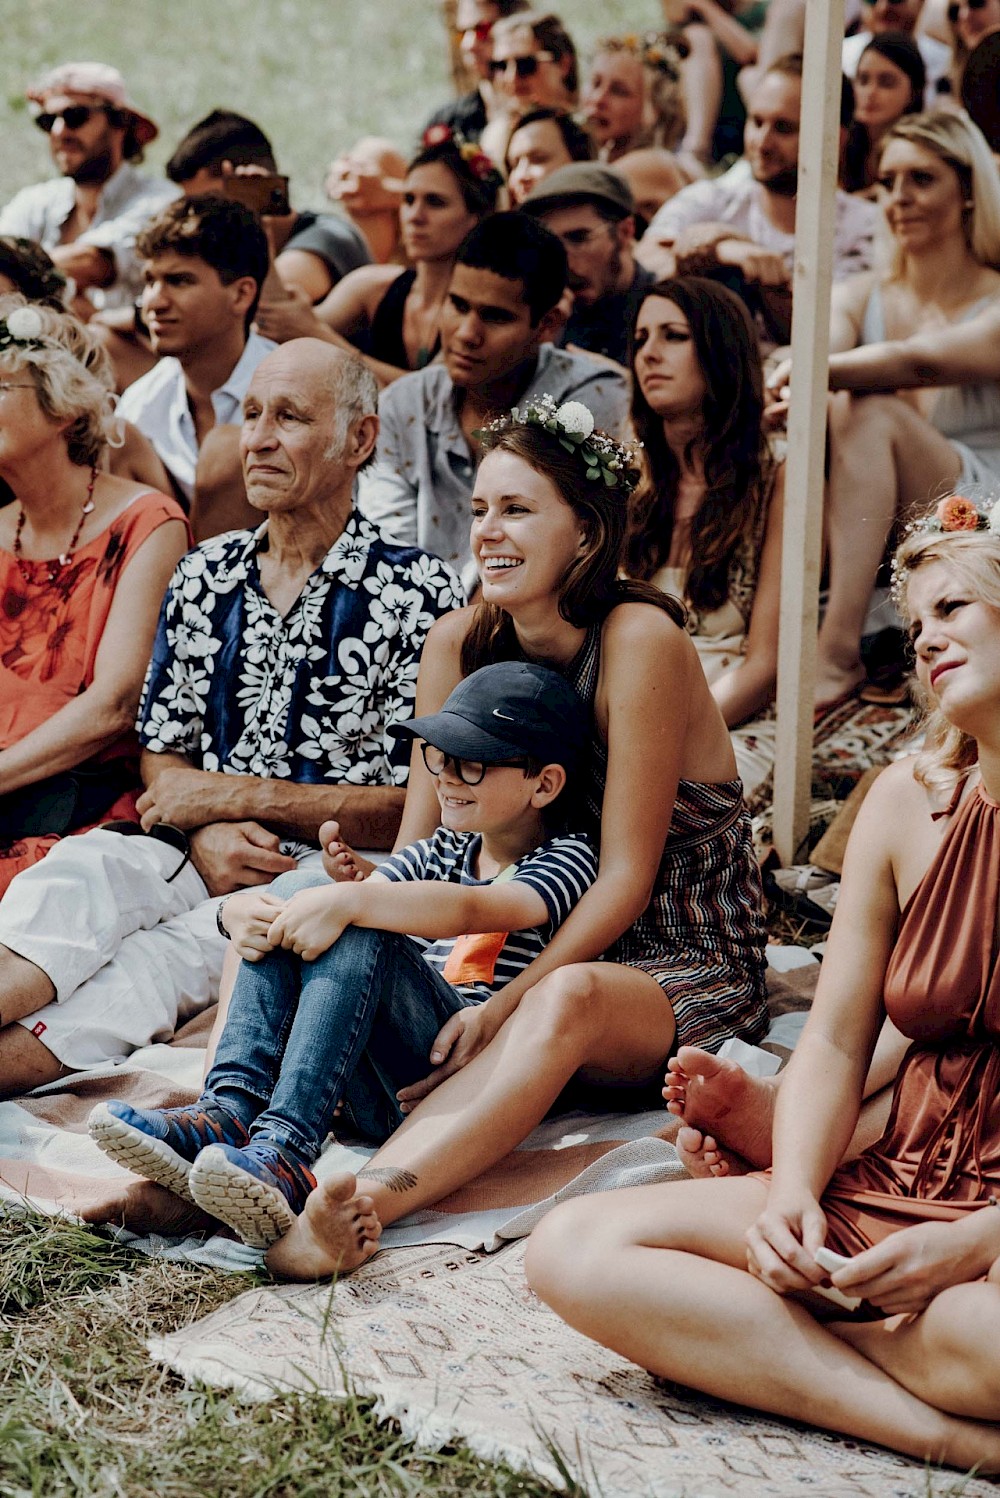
[188,1140,317,1248]
[88,1099,249,1202]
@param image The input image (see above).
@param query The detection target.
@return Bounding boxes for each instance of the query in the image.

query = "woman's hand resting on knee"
[745,1186,829,1295]
[396,1003,502,1113]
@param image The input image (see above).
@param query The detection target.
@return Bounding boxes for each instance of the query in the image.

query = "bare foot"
[662,1046,778,1170]
[80,1179,217,1237]
[264,1172,382,1281]
[674,1125,750,1179]
[813,662,865,713]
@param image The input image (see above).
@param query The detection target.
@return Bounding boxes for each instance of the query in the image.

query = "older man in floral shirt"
[0,342,462,1096]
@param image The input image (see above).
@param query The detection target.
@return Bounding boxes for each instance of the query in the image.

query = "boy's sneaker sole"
[88,1102,195,1202]
[188,1145,298,1249]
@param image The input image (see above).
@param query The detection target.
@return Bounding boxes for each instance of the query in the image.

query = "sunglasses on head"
[34,103,112,134]
[489,52,553,79]
[457,20,494,43]
[947,0,988,19]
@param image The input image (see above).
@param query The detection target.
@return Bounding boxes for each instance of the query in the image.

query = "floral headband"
[607,31,688,79]
[891,492,1000,604]
[0,305,46,350]
[478,395,642,495]
[421,123,502,186]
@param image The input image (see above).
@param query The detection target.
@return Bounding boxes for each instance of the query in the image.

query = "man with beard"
[0,63,179,312]
[521,163,653,368]
[638,54,878,347]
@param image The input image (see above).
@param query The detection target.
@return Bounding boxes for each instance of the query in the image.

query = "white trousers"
[0,829,226,1070]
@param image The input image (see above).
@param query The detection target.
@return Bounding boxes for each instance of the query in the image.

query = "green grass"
[0,0,638,210]
[0,1209,571,1498]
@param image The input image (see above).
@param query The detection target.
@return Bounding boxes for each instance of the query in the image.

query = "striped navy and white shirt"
[378,827,598,1004]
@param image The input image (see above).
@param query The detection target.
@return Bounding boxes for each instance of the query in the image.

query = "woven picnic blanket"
[150,1238,999,1498]
[0,955,817,1271]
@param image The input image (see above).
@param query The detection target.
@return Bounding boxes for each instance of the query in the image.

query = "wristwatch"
[216,895,233,940]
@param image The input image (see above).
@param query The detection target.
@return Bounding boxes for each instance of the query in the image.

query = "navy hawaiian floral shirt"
[138,510,463,786]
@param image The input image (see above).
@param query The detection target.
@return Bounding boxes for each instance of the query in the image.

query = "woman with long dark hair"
[255,133,502,386]
[842,33,925,196]
[627,276,783,795]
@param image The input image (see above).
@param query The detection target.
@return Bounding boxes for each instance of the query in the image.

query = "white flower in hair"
[555,401,594,439]
[989,498,1000,533]
[5,306,43,340]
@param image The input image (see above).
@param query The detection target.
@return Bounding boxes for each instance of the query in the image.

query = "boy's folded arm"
[348,877,550,939]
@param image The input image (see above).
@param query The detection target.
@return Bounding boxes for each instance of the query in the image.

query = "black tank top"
[366,268,440,370]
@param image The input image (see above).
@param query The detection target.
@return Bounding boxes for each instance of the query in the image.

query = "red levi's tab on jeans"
[443,931,509,986]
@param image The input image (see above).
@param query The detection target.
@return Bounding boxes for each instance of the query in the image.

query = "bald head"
[241,340,379,515]
[615,149,687,226]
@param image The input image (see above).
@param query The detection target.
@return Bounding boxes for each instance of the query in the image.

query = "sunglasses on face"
[489,52,554,79]
[34,103,110,134]
[456,20,494,43]
[421,742,528,785]
[948,0,988,20]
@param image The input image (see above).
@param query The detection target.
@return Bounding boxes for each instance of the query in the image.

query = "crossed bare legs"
[525,1036,1000,1470]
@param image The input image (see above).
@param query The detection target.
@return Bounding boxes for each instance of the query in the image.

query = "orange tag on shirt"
[443,930,509,985]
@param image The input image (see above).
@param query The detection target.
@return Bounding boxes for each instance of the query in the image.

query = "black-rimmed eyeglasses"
[420,742,529,785]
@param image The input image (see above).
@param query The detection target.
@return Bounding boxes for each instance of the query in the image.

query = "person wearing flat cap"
[88,661,598,1250]
[521,162,654,367]
[0,62,179,312]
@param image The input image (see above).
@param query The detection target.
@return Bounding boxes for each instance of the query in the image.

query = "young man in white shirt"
[118,195,275,539]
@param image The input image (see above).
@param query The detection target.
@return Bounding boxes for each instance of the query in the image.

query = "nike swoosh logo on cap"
[492,708,516,720]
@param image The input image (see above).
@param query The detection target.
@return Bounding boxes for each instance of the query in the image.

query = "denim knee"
[267,868,330,900]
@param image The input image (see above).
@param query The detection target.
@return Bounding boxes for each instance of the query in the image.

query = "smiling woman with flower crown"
[0,294,187,896]
[253,391,769,1281]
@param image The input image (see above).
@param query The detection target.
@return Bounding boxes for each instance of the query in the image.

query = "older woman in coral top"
[0,297,188,895]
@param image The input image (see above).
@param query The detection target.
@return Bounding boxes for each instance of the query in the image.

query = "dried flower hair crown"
[911,492,1000,537]
[891,492,1000,603]
[478,395,642,495]
[0,305,46,351]
[608,30,689,78]
[421,123,502,186]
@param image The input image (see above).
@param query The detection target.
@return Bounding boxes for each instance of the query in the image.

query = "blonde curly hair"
[0,294,118,467]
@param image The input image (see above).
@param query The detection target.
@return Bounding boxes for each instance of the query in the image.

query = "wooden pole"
[771,0,846,866]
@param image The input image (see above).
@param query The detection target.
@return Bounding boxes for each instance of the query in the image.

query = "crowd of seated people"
[2,2,1000,1471]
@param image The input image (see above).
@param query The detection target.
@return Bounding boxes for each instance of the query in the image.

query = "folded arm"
[0,517,187,796]
[137,750,405,847]
[828,297,1000,392]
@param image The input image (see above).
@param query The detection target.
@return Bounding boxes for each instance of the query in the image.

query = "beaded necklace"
[13,464,98,585]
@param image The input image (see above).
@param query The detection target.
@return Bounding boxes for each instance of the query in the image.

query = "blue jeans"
[203,870,474,1159]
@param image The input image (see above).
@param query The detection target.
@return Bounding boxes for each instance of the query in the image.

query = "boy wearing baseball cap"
[90,662,597,1249]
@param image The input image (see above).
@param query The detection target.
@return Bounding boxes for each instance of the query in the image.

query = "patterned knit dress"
[563,624,769,1052]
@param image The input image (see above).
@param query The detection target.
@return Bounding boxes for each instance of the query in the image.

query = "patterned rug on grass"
[750,698,921,861]
[0,957,816,1271]
[150,1237,997,1498]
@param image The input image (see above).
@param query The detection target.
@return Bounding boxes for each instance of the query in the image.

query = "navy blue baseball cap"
[389,661,589,772]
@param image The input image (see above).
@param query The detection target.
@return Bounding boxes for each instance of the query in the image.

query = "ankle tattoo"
[361,1166,418,1194]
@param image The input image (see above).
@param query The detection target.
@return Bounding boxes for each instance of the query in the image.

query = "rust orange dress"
[820,779,1000,1262]
[0,491,188,896]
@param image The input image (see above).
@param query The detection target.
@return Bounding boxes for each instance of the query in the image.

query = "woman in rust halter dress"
[527,509,1000,1474]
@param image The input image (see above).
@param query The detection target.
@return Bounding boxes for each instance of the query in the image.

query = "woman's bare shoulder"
[426,603,478,652]
[602,598,688,649]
